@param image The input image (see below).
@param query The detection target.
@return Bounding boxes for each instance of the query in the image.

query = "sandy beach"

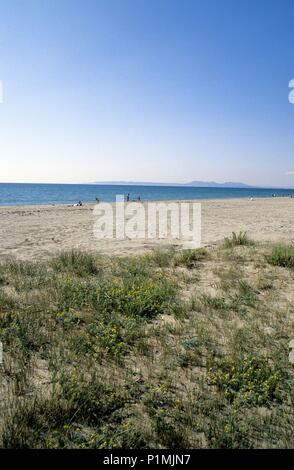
[0,197,293,260]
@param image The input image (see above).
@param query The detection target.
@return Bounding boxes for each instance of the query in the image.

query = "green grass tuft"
[266,244,294,268]
[50,250,101,276]
[174,248,208,268]
[223,232,254,248]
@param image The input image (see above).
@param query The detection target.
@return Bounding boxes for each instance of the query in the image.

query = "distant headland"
[93,180,254,188]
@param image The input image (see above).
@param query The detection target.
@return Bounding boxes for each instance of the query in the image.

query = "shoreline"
[0,194,293,209]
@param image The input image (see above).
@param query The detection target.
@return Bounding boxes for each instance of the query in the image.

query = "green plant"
[176,336,202,367]
[0,245,293,449]
[231,280,258,308]
[147,248,175,267]
[201,294,228,311]
[51,250,101,276]
[98,276,178,319]
[174,248,208,268]
[266,244,294,268]
[209,356,281,406]
[223,232,254,248]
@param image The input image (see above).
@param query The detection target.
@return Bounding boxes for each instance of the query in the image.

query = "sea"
[0,183,293,206]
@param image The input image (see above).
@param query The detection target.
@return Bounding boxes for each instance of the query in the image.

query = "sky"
[0,0,294,187]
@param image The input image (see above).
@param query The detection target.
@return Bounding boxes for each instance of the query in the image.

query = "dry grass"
[0,239,293,448]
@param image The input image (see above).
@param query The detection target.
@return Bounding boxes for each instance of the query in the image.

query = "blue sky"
[0,0,294,186]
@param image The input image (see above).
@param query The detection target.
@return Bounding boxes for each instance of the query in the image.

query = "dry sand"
[0,198,294,260]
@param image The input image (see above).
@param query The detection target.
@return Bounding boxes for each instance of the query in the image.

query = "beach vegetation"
[0,241,293,448]
[266,244,294,268]
[223,231,254,248]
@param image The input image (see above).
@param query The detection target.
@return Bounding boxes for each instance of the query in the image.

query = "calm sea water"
[0,183,293,206]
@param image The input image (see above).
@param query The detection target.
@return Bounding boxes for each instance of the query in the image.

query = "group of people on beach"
[125,193,141,202]
[94,194,141,203]
[74,192,294,207]
[74,194,142,206]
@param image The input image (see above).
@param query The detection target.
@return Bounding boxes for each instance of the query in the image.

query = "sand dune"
[0,198,294,260]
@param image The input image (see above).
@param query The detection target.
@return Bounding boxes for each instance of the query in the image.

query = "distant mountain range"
[184,181,252,188]
[93,180,254,188]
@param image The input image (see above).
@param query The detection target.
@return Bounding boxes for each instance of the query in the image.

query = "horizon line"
[0,180,294,190]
